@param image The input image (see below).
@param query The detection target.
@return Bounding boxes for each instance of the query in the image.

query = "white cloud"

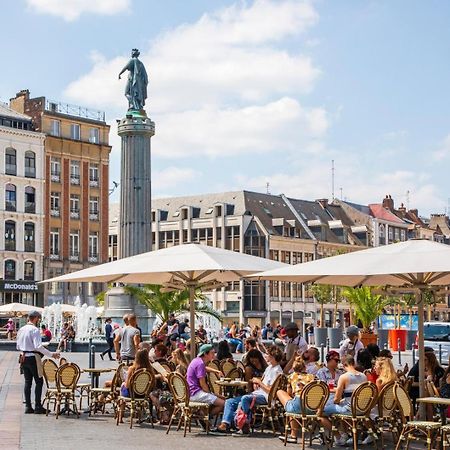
[26,0,130,21]
[154,167,200,191]
[432,134,450,161]
[64,0,325,158]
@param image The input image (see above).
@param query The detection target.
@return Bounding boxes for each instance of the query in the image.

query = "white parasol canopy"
[251,239,450,414]
[0,303,43,316]
[40,243,288,359]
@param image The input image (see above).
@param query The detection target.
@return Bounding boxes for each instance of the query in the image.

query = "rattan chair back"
[43,359,58,388]
[129,369,154,400]
[394,382,414,423]
[207,370,222,396]
[425,379,440,397]
[115,363,126,387]
[227,367,243,380]
[301,380,329,415]
[220,360,236,376]
[169,372,189,405]
[207,360,221,371]
[267,374,286,405]
[350,381,378,417]
[377,381,396,418]
[235,360,245,373]
[160,363,174,374]
[56,363,80,390]
[402,376,414,393]
[59,357,67,366]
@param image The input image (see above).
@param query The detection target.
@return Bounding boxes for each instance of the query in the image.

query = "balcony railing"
[25,202,35,214]
[50,209,60,217]
[89,179,99,187]
[5,241,16,251]
[24,241,35,252]
[88,255,98,263]
[5,164,16,176]
[89,211,99,221]
[70,175,80,185]
[51,171,60,182]
[49,253,60,260]
[70,210,80,219]
[45,99,105,122]
[25,168,36,178]
[5,201,16,212]
[69,252,79,262]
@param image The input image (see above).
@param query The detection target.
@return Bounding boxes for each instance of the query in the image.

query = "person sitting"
[356,348,377,382]
[186,344,225,427]
[196,324,208,344]
[262,323,273,340]
[118,348,152,422]
[213,346,283,436]
[241,338,257,365]
[303,347,321,375]
[171,348,188,376]
[276,357,309,443]
[322,355,368,446]
[374,356,397,391]
[217,340,234,362]
[227,323,244,353]
[57,322,69,352]
[40,324,52,342]
[244,349,267,392]
[178,318,190,341]
[317,350,344,386]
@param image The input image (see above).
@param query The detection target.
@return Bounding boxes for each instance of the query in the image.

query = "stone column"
[104,111,155,334]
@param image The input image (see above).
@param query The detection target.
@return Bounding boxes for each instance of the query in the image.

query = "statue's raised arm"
[119,48,148,112]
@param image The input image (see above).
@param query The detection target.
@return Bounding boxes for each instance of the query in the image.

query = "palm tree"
[342,286,392,333]
[123,284,222,323]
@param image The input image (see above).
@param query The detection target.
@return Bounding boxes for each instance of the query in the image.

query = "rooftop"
[0,102,32,121]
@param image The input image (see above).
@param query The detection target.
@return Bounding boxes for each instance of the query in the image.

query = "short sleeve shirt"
[186,357,206,396]
[253,364,283,401]
[120,326,140,358]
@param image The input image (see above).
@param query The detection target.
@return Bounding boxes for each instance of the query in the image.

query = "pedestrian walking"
[100,317,115,361]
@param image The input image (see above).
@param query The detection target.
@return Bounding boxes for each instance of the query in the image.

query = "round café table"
[214,379,248,398]
[83,367,115,388]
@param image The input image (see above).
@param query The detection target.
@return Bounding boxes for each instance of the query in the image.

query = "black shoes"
[100,353,104,360]
[34,406,46,414]
[25,406,34,414]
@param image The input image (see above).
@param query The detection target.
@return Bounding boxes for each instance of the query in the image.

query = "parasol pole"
[189,284,196,362]
[416,288,426,419]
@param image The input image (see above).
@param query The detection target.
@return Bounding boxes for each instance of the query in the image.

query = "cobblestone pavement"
[0,350,423,450]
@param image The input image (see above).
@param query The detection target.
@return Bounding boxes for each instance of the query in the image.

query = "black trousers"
[22,356,43,408]
[101,338,115,359]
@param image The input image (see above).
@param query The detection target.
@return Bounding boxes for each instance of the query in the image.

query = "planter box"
[360,332,377,347]
[377,329,389,349]
[406,330,417,349]
[327,328,343,348]
[314,327,328,347]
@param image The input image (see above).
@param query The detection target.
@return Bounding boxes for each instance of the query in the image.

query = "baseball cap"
[198,344,213,356]
[284,322,299,332]
[346,325,360,337]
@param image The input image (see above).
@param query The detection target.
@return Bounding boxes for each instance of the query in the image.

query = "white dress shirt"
[16,323,53,357]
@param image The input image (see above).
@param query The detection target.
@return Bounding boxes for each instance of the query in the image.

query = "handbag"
[235,396,256,430]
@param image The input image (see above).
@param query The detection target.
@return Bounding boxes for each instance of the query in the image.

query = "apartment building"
[10,90,111,304]
[0,103,45,306]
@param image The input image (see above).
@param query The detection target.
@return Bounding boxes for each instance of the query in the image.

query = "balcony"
[89,179,99,187]
[88,255,98,263]
[45,99,105,122]
[51,171,60,182]
[49,253,60,260]
[89,211,99,221]
[70,175,80,185]
[69,252,79,262]
[25,202,36,214]
[70,210,80,219]
[50,209,60,217]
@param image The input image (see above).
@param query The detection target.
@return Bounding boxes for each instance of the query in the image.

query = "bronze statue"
[119,48,148,111]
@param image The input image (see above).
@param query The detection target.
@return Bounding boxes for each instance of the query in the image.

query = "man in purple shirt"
[186,344,224,418]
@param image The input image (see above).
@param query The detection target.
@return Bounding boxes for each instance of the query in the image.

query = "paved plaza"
[0,350,425,450]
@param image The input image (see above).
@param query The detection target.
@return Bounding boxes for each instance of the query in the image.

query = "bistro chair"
[89,364,124,416]
[253,373,287,435]
[207,370,223,397]
[284,380,330,450]
[393,382,440,450]
[235,360,245,373]
[331,381,379,450]
[220,360,236,377]
[207,360,221,372]
[53,363,81,419]
[59,357,68,366]
[42,359,59,412]
[376,381,399,447]
[116,368,155,429]
[227,367,243,380]
[166,372,211,437]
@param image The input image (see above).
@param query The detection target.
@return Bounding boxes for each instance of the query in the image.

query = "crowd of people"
[16,310,450,446]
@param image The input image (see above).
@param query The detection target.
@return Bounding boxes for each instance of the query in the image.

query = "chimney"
[409,209,418,217]
[317,199,328,209]
[9,89,30,114]
[398,203,407,213]
[382,194,394,211]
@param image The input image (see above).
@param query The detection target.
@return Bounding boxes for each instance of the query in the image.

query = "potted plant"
[342,286,391,347]
[328,286,344,347]
[311,284,332,346]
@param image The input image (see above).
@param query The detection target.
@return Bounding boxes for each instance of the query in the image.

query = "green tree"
[342,286,392,333]
[123,284,222,323]
[311,284,333,327]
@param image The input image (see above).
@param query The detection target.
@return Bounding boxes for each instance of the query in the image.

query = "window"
[24,261,35,281]
[89,127,100,144]
[50,157,61,182]
[89,196,99,220]
[89,232,98,261]
[5,184,16,211]
[50,192,60,216]
[5,221,16,251]
[25,186,35,213]
[4,259,16,280]
[50,120,60,137]
[24,151,36,178]
[70,123,80,140]
[70,194,80,219]
[400,229,406,241]
[388,227,393,241]
[50,228,60,258]
[24,222,35,252]
[89,164,99,186]
[70,160,80,184]
[5,148,16,175]
[70,231,80,260]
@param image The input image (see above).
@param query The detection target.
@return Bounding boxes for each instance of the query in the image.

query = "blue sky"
[2,0,450,215]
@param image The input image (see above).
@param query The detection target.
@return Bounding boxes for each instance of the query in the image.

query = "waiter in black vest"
[16,310,60,413]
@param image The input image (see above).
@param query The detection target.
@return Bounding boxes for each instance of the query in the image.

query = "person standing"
[338,325,364,359]
[4,318,15,340]
[16,310,60,414]
[100,318,115,361]
[283,322,308,374]
[114,313,140,364]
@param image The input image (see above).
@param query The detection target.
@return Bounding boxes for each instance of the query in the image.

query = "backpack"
[235,396,256,430]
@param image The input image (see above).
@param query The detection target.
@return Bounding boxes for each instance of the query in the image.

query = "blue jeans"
[222,394,266,425]
[227,338,244,353]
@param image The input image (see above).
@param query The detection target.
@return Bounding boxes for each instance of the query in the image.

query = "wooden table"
[416,397,450,424]
[214,380,248,398]
[83,368,115,388]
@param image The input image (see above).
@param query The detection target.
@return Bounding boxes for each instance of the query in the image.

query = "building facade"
[10,90,111,304]
[0,103,45,306]
[109,191,366,329]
